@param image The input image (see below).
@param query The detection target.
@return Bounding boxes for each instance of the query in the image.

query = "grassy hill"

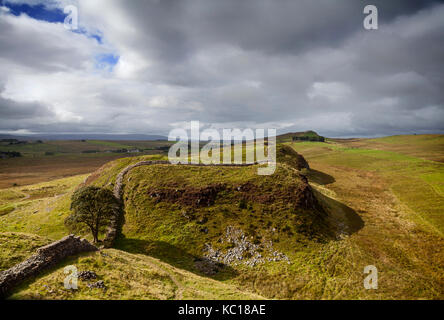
[331,134,444,163]
[277,131,325,143]
[0,134,443,299]
[114,164,332,273]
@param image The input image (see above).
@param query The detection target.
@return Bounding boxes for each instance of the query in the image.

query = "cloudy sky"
[0,0,443,137]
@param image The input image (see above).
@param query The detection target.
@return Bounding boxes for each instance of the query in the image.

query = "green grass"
[117,163,329,259]
[277,131,325,143]
[1,134,443,300]
[0,175,88,240]
[289,140,444,236]
[0,169,261,300]
[9,248,263,300]
[0,233,52,271]
[337,134,444,162]
[367,134,444,146]
[0,204,15,216]
[86,140,134,149]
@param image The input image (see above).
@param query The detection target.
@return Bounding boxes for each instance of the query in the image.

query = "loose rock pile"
[78,270,97,281]
[87,280,106,290]
[78,270,106,290]
[204,226,290,268]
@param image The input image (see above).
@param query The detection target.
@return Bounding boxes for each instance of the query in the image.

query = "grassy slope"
[332,134,444,162]
[115,164,331,280]
[0,175,87,240]
[10,248,262,300]
[0,233,53,271]
[87,149,443,299]
[0,135,442,300]
[294,138,444,236]
[288,136,444,299]
[92,161,368,300]
[0,172,261,300]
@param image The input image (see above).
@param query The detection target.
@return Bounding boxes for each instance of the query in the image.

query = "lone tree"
[68,186,120,243]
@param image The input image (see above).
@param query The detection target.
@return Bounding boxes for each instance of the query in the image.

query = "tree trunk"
[95,218,100,243]
[91,227,98,243]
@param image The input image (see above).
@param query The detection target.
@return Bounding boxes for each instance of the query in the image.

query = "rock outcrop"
[0,235,97,299]
[276,145,310,170]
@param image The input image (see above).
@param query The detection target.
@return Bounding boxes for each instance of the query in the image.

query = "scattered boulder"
[78,270,97,281]
[204,226,290,268]
[87,280,106,290]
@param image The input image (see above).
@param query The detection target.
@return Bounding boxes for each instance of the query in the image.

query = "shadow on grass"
[6,251,95,300]
[114,237,238,281]
[306,169,336,185]
[313,188,364,236]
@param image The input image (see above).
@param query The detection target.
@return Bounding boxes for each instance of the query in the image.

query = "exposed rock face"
[276,145,310,170]
[0,235,97,299]
[148,183,227,208]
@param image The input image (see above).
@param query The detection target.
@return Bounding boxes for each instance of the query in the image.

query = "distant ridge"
[0,133,167,141]
[277,130,325,142]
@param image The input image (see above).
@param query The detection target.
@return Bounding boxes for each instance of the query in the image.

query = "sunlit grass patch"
[10,249,262,300]
[0,233,52,271]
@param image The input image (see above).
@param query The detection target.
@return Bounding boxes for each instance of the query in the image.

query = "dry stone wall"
[0,234,97,299]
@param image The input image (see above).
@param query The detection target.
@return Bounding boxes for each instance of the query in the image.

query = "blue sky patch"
[1,1,66,23]
[95,54,120,71]
[1,1,105,45]
[72,28,104,44]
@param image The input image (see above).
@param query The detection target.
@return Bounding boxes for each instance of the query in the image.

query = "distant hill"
[277,130,325,142]
[0,134,167,141]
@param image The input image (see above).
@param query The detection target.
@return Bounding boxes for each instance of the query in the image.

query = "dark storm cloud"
[0,91,57,133]
[0,95,52,119]
[0,0,443,136]
[120,0,444,60]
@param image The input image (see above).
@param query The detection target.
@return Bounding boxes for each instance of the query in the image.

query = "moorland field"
[0,139,173,189]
